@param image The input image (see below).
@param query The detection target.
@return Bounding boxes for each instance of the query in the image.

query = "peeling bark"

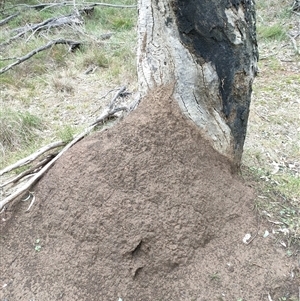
[137,0,258,165]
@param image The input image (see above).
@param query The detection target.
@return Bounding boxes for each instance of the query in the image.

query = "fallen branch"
[0,154,57,188]
[81,2,137,9]
[0,13,19,26]
[287,34,299,55]
[0,39,82,74]
[0,56,19,61]
[0,104,129,211]
[0,86,140,211]
[6,13,82,44]
[0,141,65,176]
[3,2,136,11]
[109,86,127,110]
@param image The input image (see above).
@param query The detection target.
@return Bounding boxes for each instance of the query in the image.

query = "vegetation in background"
[0,0,299,241]
[0,108,43,157]
[243,0,299,242]
[0,0,137,165]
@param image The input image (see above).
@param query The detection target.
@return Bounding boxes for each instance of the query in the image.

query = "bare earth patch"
[1,88,298,300]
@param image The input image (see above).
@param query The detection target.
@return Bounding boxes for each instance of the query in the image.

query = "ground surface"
[1,88,298,301]
[0,1,299,300]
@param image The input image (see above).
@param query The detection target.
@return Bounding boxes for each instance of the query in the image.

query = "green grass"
[244,166,300,242]
[56,125,75,144]
[257,23,287,41]
[0,0,137,170]
[76,47,110,69]
[0,109,43,160]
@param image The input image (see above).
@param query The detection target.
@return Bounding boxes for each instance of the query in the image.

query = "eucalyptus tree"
[137,0,258,166]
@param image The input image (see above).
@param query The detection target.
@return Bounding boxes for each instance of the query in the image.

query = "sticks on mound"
[0,87,140,212]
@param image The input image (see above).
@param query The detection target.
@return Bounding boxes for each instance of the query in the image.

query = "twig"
[0,13,19,26]
[25,193,35,212]
[267,292,274,301]
[8,17,60,42]
[0,56,19,61]
[245,231,258,245]
[0,141,65,176]
[0,154,56,188]
[0,39,81,74]
[0,106,128,211]
[2,13,82,46]
[81,2,136,9]
[287,34,299,55]
[3,2,136,11]
[109,86,126,110]
[267,219,285,225]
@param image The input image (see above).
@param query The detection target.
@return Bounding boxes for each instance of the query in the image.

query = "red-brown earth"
[0,87,298,300]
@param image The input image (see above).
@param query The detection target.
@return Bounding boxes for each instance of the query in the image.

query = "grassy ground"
[0,1,299,241]
[242,0,300,243]
[0,0,138,166]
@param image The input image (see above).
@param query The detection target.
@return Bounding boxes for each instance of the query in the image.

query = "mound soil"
[0,87,297,300]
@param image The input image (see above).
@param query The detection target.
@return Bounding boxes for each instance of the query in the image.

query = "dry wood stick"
[287,34,299,55]
[0,13,19,26]
[0,141,65,176]
[0,106,128,211]
[7,17,57,42]
[0,39,81,74]
[82,2,136,8]
[0,13,81,47]
[3,2,136,11]
[2,2,67,11]
[0,154,56,188]
[7,13,81,44]
[109,86,126,110]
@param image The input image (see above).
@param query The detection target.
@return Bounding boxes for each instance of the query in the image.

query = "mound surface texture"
[0,88,295,300]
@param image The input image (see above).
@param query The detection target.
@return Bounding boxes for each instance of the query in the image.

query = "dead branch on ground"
[0,13,19,26]
[0,107,127,211]
[3,2,136,11]
[3,13,82,45]
[287,33,299,55]
[1,154,57,188]
[0,141,65,176]
[0,39,82,74]
[0,87,139,212]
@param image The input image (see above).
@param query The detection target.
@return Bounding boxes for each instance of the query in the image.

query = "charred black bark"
[172,0,258,158]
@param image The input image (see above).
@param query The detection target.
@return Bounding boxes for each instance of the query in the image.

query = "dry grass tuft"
[0,109,43,157]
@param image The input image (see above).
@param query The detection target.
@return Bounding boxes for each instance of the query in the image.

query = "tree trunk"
[137,0,258,166]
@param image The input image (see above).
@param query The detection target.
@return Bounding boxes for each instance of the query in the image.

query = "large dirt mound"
[0,87,297,300]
